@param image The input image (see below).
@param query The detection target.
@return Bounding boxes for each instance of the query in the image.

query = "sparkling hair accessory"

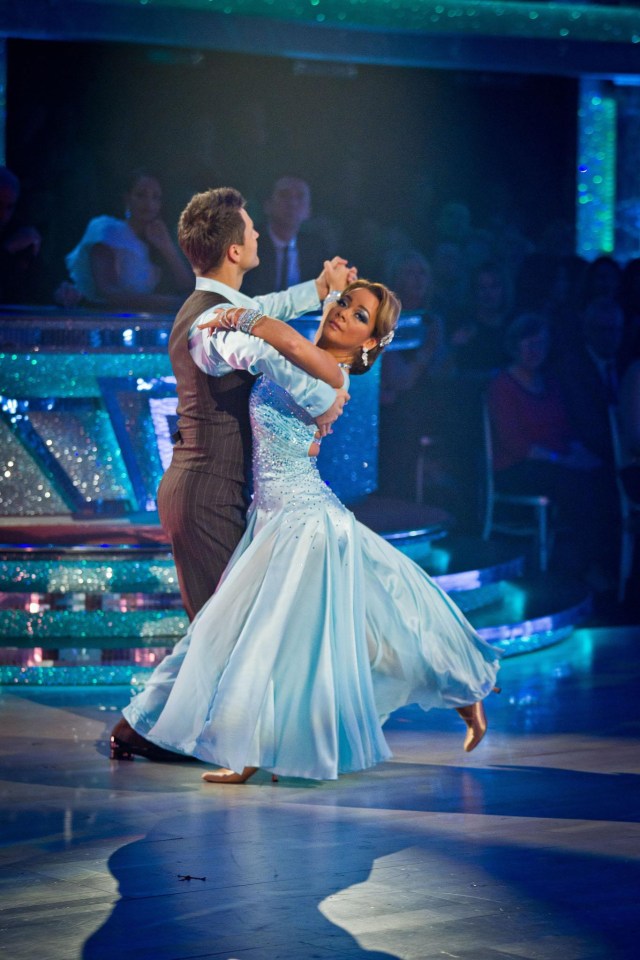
[378,330,395,348]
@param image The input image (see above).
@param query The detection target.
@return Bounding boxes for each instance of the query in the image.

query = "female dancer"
[122,281,500,783]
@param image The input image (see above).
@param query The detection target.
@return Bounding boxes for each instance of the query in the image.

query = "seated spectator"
[449,260,512,380]
[61,169,192,309]
[579,254,622,309]
[429,202,492,329]
[514,253,587,360]
[557,296,625,467]
[619,358,640,503]
[620,258,640,369]
[0,166,43,304]
[380,249,450,405]
[484,209,535,282]
[434,201,492,274]
[386,248,433,313]
[378,250,452,501]
[425,240,468,329]
[488,313,609,582]
[242,176,326,296]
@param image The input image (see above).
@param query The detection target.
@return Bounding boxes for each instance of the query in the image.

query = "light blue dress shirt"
[188,277,335,418]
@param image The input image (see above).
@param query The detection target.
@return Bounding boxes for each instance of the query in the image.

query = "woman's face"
[317,288,379,359]
[126,176,162,223]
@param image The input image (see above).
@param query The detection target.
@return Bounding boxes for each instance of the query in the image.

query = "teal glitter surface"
[0,664,156,686]
[0,417,69,516]
[28,407,136,508]
[106,384,167,511]
[0,352,170,516]
[0,609,187,641]
[0,556,178,593]
[0,353,172,399]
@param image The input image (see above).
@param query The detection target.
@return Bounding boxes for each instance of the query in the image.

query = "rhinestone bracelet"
[324,290,342,305]
[237,308,265,335]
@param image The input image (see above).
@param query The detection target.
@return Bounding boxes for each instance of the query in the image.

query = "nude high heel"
[455,701,488,752]
[201,766,258,784]
[201,767,279,784]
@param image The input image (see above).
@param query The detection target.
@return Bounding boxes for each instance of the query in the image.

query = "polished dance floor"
[1,624,639,960]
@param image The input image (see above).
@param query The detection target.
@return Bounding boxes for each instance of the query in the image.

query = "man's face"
[265,178,310,233]
[237,208,260,273]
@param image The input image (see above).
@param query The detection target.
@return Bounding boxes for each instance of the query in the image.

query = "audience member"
[384,249,431,313]
[378,250,452,501]
[60,169,192,309]
[426,202,493,331]
[449,261,512,379]
[0,166,43,304]
[380,249,450,399]
[619,358,640,503]
[620,257,640,368]
[555,296,627,582]
[242,176,326,296]
[430,241,469,329]
[579,254,622,309]
[434,201,492,273]
[487,313,608,580]
[488,216,535,282]
[536,218,575,259]
[557,296,625,467]
[514,252,587,359]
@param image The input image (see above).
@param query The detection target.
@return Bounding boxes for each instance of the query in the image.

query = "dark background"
[6,37,577,290]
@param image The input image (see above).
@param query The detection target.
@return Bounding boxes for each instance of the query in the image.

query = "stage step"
[0,536,523,597]
[0,515,591,684]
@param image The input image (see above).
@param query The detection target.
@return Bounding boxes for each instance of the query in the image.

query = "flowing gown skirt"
[124,492,500,781]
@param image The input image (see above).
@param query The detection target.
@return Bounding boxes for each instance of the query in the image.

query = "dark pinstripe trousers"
[157,465,247,622]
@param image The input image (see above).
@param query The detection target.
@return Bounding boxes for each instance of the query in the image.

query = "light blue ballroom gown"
[124,373,500,780]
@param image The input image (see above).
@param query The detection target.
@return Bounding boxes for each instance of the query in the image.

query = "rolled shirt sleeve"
[253,280,320,321]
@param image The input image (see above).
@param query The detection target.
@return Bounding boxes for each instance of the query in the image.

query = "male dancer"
[111,187,352,760]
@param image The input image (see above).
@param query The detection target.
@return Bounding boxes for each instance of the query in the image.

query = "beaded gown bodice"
[249,374,343,516]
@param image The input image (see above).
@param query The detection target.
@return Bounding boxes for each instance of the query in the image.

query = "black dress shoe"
[109,718,199,763]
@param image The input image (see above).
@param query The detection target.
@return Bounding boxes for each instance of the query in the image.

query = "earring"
[361,346,369,367]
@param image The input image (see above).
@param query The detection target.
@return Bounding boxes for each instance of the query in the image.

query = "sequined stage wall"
[0,309,421,519]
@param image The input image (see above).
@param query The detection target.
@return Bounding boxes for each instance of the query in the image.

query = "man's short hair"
[178,187,246,274]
